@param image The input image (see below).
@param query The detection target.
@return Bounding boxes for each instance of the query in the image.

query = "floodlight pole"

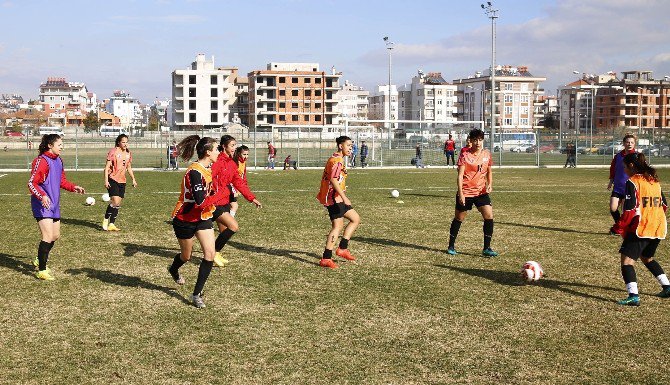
[384,37,394,150]
[482,2,498,155]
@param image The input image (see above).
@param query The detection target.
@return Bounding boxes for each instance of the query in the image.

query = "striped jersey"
[316,152,347,206]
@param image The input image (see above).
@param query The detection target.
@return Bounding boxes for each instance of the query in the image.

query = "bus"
[99,126,128,137]
[39,126,65,137]
[492,132,536,152]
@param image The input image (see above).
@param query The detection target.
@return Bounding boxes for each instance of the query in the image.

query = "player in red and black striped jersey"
[168,135,227,309]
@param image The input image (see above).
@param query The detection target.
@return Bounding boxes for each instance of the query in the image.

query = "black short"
[34,217,60,222]
[611,191,625,199]
[172,218,213,239]
[108,178,126,198]
[228,185,237,203]
[326,202,352,221]
[619,233,661,260]
[212,204,232,219]
[455,193,491,211]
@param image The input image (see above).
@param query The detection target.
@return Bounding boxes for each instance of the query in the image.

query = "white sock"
[230,210,236,218]
[626,282,639,296]
[657,274,670,286]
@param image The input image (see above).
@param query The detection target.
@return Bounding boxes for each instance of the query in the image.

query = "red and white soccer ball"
[521,261,544,282]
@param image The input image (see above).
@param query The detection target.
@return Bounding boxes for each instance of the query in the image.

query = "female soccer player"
[168,135,228,308]
[28,134,85,280]
[228,145,250,217]
[611,152,670,305]
[102,134,137,231]
[447,129,497,257]
[316,136,361,269]
[608,134,637,235]
[211,136,262,267]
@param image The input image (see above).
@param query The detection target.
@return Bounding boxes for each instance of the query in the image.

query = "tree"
[147,108,160,131]
[83,111,100,133]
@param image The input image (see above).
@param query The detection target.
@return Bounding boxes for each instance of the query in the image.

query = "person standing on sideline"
[168,135,224,308]
[267,141,276,169]
[447,129,497,257]
[102,134,137,231]
[28,134,85,280]
[167,140,178,170]
[564,143,576,168]
[608,134,637,235]
[360,141,368,168]
[283,155,297,170]
[444,134,456,167]
[414,144,425,168]
[350,141,358,168]
[611,152,670,306]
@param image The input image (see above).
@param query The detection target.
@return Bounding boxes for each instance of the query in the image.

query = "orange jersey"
[458,149,492,197]
[107,147,132,183]
[172,162,216,222]
[316,153,347,206]
[628,175,667,239]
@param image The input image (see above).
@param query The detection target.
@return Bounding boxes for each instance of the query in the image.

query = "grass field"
[1,168,669,384]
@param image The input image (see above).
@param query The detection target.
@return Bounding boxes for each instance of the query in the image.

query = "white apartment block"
[171,54,239,130]
[368,85,398,127]
[558,72,616,134]
[38,77,96,114]
[454,65,546,131]
[334,81,369,124]
[398,71,457,130]
[106,90,143,129]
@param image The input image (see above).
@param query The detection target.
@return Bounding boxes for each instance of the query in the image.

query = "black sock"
[110,206,120,224]
[105,204,114,220]
[610,210,620,223]
[338,238,349,250]
[643,259,665,277]
[215,228,236,252]
[193,260,214,296]
[322,249,333,260]
[448,219,462,249]
[483,219,494,250]
[621,264,638,293]
[47,241,55,252]
[37,240,50,271]
[169,253,186,275]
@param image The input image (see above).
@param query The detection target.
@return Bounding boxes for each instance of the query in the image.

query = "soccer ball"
[85,197,96,206]
[521,261,544,282]
[391,189,400,198]
[102,193,110,202]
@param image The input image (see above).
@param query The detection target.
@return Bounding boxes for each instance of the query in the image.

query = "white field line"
[0,174,6,179]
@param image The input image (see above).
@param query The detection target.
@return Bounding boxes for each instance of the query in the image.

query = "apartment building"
[106,90,143,129]
[398,71,457,130]
[454,65,546,130]
[248,63,341,130]
[171,54,239,130]
[367,85,398,126]
[231,74,249,125]
[334,81,369,124]
[38,77,96,116]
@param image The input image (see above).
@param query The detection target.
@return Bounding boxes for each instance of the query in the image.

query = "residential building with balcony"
[106,90,143,129]
[334,81,369,124]
[398,71,457,131]
[367,85,398,130]
[38,77,96,117]
[248,63,341,130]
[454,65,546,131]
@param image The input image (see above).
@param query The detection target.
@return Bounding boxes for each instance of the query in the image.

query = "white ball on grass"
[85,197,96,206]
[521,261,544,282]
[391,189,400,198]
[102,193,110,202]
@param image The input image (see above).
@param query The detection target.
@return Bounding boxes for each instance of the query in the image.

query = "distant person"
[360,141,368,168]
[267,141,276,169]
[350,141,358,167]
[610,152,670,306]
[102,134,137,232]
[167,140,178,170]
[28,134,86,280]
[283,155,297,170]
[564,143,576,168]
[413,144,425,168]
[3,145,7,152]
[608,134,637,235]
[444,134,456,167]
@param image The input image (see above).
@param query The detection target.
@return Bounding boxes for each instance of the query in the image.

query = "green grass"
[1,168,670,384]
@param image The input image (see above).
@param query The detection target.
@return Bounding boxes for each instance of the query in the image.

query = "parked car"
[638,145,660,156]
[510,144,532,153]
[597,144,624,155]
[4,130,24,137]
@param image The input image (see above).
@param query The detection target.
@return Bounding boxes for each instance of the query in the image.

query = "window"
[304,102,310,109]
[504,118,512,125]
[211,113,218,122]
[305,78,311,83]
[189,75,196,84]
[211,88,218,97]
[437,90,442,95]
[292,77,299,84]
[315,90,322,97]
[189,100,196,109]
[292,102,298,109]
[520,83,528,92]
[315,115,321,121]
[521,95,530,103]
[520,107,529,115]
[504,83,513,90]
[315,78,321,84]
[437,99,442,105]
[315,103,321,109]
[520,118,529,125]
[189,113,196,122]
[279,115,286,121]
[304,115,309,121]
[210,75,217,85]
[211,100,217,109]
[279,90,285,96]
[305,90,312,97]
[279,102,286,108]
[504,106,512,115]
[504,94,512,103]
[292,115,299,121]
[292,90,299,96]
[279,77,286,83]
[189,88,196,97]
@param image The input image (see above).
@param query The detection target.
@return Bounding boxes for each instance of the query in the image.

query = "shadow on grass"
[497,221,604,235]
[227,241,320,266]
[61,217,100,230]
[122,242,179,259]
[65,267,188,304]
[403,192,449,198]
[0,253,36,277]
[435,264,619,303]
[354,236,444,254]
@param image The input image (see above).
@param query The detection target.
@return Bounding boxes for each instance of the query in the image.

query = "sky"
[1,0,670,103]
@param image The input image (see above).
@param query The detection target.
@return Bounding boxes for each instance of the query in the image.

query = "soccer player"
[611,152,670,306]
[360,141,368,168]
[28,134,85,280]
[608,134,637,235]
[447,129,497,257]
[229,144,251,217]
[316,136,361,269]
[211,135,262,267]
[168,135,226,308]
[102,134,137,231]
[444,134,456,167]
[267,141,276,169]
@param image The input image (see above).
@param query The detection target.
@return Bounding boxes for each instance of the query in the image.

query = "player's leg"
[448,194,470,255]
[336,208,360,261]
[477,199,497,257]
[640,240,670,298]
[321,217,344,268]
[214,211,238,267]
[35,219,57,279]
[619,254,640,306]
[609,195,621,223]
[192,228,216,308]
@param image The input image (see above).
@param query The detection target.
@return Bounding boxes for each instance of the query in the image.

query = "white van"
[39,126,65,137]
[99,126,128,137]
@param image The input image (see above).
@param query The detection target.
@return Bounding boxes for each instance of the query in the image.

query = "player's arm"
[60,169,83,193]
[28,158,49,207]
[231,171,261,208]
[457,164,466,205]
[662,190,667,213]
[486,166,493,194]
[608,157,616,189]
[104,159,112,188]
[127,162,137,187]
[613,180,637,235]
[329,161,350,205]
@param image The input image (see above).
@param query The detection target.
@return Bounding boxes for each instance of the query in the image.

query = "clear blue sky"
[1,0,669,103]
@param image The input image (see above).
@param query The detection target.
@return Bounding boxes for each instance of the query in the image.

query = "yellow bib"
[630,174,667,239]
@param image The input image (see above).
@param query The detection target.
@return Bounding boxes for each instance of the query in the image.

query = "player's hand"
[132,179,138,188]
[486,184,492,194]
[252,199,262,209]
[343,197,352,206]
[74,185,85,194]
[41,196,51,209]
[607,183,612,191]
[458,193,466,206]
[105,180,110,189]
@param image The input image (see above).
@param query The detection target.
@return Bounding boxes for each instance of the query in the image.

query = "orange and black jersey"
[614,174,668,239]
[172,162,224,222]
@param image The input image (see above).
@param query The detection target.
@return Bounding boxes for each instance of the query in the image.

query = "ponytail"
[623,152,659,182]
[175,135,217,161]
[38,134,61,154]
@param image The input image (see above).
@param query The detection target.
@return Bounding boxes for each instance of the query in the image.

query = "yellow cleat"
[107,223,120,231]
[35,269,54,281]
[213,252,229,267]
